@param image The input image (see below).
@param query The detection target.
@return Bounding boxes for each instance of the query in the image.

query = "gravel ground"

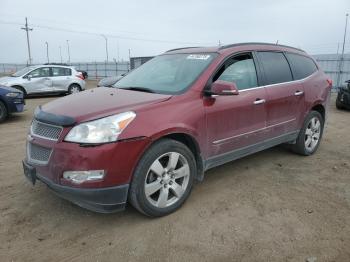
[0,82,349,261]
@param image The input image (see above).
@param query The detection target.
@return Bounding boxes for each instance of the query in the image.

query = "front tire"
[291,111,324,156]
[0,101,8,123]
[129,139,196,217]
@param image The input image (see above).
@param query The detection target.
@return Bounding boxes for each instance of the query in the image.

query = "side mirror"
[26,75,32,81]
[208,80,239,96]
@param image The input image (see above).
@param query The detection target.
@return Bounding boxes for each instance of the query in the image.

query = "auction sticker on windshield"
[186,54,211,60]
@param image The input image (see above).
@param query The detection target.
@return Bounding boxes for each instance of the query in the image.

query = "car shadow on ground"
[2,114,28,124]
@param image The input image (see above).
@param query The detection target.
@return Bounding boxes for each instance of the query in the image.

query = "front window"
[115,53,217,94]
[28,67,51,78]
[213,53,258,90]
[11,66,36,77]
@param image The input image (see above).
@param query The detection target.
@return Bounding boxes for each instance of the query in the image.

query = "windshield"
[115,53,217,94]
[11,66,36,77]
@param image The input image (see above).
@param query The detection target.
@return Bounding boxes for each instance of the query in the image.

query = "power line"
[0,19,213,46]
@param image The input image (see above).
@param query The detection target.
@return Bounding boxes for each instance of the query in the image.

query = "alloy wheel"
[144,152,190,208]
[70,85,80,94]
[304,116,321,152]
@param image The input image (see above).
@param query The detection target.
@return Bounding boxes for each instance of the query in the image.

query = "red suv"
[23,43,331,217]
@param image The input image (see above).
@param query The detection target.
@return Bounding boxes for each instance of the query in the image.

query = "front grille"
[31,119,62,141]
[27,143,52,165]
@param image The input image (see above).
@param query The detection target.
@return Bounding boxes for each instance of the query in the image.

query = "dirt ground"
[0,81,349,262]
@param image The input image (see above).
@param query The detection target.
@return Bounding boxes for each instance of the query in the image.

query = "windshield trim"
[115,52,218,95]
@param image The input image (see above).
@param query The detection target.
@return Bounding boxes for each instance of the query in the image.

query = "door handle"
[43,78,51,80]
[253,99,266,105]
[294,91,304,96]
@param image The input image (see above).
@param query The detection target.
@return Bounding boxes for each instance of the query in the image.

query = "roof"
[165,42,306,54]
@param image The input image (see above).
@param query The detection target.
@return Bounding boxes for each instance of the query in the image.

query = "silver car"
[0,65,86,96]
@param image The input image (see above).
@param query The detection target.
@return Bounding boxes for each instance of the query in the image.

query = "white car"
[0,65,86,96]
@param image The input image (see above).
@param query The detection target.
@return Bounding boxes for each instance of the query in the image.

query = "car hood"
[0,76,13,83]
[0,84,21,93]
[41,87,172,123]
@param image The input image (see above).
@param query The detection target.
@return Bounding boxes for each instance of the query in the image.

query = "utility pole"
[66,40,71,64]
[336,13,349,88]
[336,42,340,55]
[101,34,109,62]
[21,17,33,65]
[59,46,63,63]
[128,48,131,71]
[117,39,120,62]
[45,42,49,63]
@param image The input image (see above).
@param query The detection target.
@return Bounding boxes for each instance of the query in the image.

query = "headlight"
[65,111,136,144]
[6,92,20,97]
[1,82,9,86]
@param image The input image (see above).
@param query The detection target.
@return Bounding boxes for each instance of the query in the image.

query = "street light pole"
[336,13,349,88]
[66,40,71,64]
[59,46,63,63]
[45,42,49,64]
[101,34,109,62]
[21,17,33,65]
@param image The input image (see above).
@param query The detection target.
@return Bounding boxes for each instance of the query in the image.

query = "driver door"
[204,53,268,159]
[23,67,53,94]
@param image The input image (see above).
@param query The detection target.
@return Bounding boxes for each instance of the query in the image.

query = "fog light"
[63,170,105,184]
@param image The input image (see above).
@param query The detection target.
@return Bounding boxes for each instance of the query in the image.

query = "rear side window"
[257,52,293,85]
[285,53,318,80]
[51,67,71,76]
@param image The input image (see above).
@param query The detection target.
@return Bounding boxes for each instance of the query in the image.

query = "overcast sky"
[0,0,349,63]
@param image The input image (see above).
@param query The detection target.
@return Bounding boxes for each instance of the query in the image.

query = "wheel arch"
[11,85,27,96]
[69,82,82,88]
[311,103,325,121]
[162,132,204,182]
[138,130,205,183]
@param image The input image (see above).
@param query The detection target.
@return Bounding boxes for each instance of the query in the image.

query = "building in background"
[130,56,154,70]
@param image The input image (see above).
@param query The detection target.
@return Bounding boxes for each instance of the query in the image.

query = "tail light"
[76,72,84,80]
[326,79,332,88]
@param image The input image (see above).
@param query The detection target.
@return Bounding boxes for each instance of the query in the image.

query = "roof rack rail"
[166,46,202,52]
[219,42,305,53]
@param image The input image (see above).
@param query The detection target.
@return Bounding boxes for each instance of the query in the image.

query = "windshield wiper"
[120,87,155,93]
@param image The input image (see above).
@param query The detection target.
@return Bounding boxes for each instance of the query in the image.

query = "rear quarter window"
[285,53,318,80]
[257,52,293,85]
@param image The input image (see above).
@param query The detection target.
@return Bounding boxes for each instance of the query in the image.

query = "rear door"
[205,52,268,157]
[51,67,72,92]
[256,51,305,138]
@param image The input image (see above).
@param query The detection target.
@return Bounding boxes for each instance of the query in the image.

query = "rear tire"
[129,139,196,217]
[0,101,8,123]
[68,84,81,94]
[291,111,324,156]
